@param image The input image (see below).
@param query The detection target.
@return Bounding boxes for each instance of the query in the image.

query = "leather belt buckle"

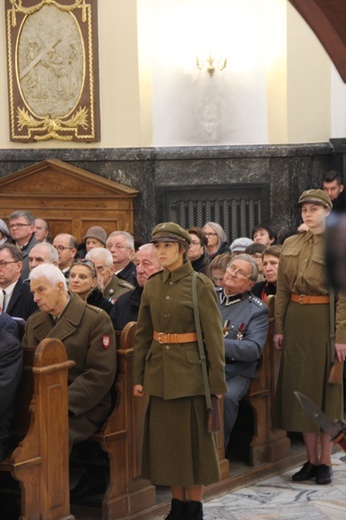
[157,332,164,344]
[299,294,305,304]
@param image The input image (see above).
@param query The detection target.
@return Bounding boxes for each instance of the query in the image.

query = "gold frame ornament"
[5,0,100,142]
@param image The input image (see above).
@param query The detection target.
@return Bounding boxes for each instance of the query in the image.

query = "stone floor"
[199,451,346,520]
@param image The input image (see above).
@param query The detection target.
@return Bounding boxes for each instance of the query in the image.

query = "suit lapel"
[6,279,22,315]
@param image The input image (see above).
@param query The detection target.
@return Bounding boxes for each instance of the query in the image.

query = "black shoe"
[315,464,333,485]
[164,498,188,519]
[186,500,203,519]
[292,461,319,482]
[70,473,107,501]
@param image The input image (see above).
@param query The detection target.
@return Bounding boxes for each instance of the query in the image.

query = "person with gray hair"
[9,210,38,280]
[106,231,137,286]
[25,264,115,414]
[202,221,229,261]
[110,243,162,330]
[216,253,269,455]
[28,242,59,271]
[86,247,134,303]
[0,219,10,246]
[23,263,116,497]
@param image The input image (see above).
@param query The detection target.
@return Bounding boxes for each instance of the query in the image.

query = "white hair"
[86,247,113,267]
[29,263,67,290]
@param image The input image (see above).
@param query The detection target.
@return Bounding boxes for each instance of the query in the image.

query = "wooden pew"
[0,338,75,520]
[238,295,291,465]
[90,322,157,520]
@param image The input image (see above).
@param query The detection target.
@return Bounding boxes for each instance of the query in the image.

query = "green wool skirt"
[141,395,220,487]
[273,301,343,433]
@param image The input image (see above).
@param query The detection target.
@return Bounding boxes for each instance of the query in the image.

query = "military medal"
[102,335,110,349]
[236,322,246,340]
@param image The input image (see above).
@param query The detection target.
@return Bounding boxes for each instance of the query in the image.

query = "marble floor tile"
[202,451,346,520]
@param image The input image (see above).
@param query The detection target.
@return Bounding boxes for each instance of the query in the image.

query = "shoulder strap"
[192,272,212,410]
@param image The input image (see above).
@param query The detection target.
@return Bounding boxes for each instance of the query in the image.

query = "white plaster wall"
[150,0,272,145]
[331,65,346,138]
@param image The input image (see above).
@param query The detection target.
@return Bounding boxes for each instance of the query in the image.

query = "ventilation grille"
[156,184,270,242]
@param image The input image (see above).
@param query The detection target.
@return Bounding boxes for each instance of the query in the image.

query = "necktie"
[2,289,7,312]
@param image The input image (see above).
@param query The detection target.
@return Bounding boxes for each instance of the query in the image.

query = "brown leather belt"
[153,331,198,344]
[291,293,330,305]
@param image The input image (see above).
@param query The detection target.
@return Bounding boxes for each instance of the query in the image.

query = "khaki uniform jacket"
[103,274,134,304]
[275,230,346,343]
[133,262,227,399]
[23,293,116,421]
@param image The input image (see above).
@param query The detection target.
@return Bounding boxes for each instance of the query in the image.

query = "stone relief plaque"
[5,0,100,142]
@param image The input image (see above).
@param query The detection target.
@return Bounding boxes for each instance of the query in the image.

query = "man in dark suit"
[8,210,39,280]
[0,326,23,462]
[0,244,38,320]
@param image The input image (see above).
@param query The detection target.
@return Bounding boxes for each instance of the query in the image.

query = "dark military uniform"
[133,261,227,487]
[22,293,116,448]
[217,289,269,449]
[103,274,134,304]
[274,230,346,432]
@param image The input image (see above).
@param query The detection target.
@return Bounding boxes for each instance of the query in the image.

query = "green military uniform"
[103,273,134,304]
[273,229,346,432]
[23,293,116,448]
[133,261,227,487]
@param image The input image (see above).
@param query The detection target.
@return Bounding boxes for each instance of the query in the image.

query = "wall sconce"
[196,55,227,76]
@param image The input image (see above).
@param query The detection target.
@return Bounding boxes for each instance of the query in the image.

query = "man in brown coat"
[22,264,116,447]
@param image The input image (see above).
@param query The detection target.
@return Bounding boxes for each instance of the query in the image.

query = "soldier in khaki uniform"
[86,247,134,303]
[22,264,116,448]
[133,222,226,520]
[273,189,346,486]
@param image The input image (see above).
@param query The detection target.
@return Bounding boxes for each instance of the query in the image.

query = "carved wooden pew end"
[0,338,74,520]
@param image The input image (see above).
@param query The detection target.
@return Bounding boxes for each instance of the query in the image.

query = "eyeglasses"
[106,244,128,250]
[9,223,30,229]
[205,232,217,237]
[54,245,74,252]
[0,260,19,268]
[226,265,251,279]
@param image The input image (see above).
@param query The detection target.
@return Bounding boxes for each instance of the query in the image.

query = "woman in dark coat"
[69,259,113,318]
[133,222,226,520]
[273,190,346,486]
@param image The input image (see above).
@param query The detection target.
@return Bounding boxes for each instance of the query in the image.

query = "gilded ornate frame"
[5,0,100,142]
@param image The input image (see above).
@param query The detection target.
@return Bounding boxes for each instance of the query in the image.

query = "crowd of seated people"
[2,192,342,509]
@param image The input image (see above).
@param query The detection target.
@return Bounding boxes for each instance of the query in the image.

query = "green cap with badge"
[298,189,332,210]
[151,222,191,246]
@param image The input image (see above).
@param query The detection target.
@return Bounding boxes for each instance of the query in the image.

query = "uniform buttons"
[165,296,171,300]
[165,345,170,350]
[163,314,169,318]
[169,281,174,285]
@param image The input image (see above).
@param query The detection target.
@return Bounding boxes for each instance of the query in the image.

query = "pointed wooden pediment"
[0,159,139,241]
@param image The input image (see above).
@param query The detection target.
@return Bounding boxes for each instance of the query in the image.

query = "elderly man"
[110,243,162,330]
[86,247,134,303]
[216,253,269,454]
[23,264,116,498]
[53,233,78,281]
[28,242,59,271]
[34,218,50,243]
[106,231,137,286]
[0,244,38,320]
[23,264,116,444]
[9,210,39,279]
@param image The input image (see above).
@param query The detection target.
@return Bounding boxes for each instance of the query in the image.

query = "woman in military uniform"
[273,189,346,485]
[133,222,227,520]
